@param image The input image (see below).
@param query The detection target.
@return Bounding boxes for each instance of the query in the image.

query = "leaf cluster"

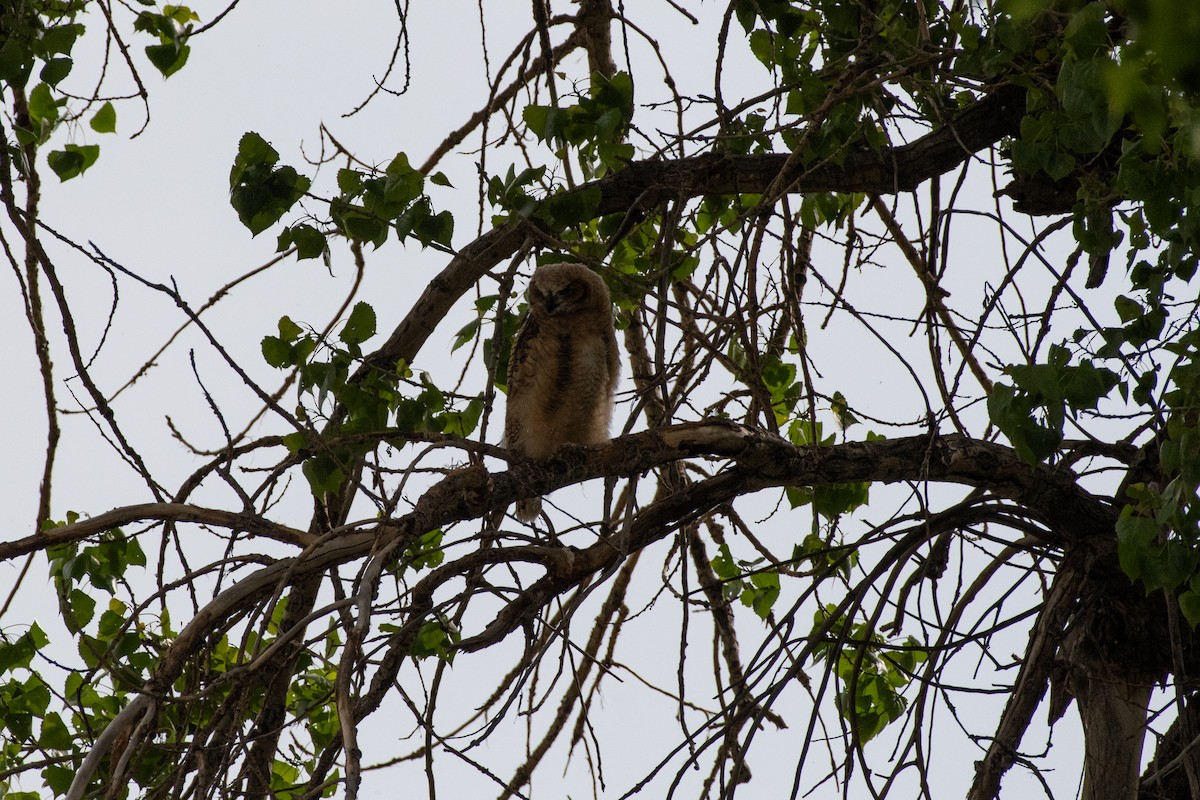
[229,132,313,236]
[523,70,635,180]
[329,152,453,249]
[133,4,196,78]
[2,2,196,181]
[811,605,927,745]
[1118,330,1200,621]
[263,305,482,496]
[988,344,1119,464]
[710,543,781,620]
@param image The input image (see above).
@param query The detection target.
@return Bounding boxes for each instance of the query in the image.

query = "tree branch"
[0,502,314,560]
[362,84,1027,376]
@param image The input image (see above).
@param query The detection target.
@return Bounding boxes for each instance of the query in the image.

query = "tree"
[3,0,1200,798]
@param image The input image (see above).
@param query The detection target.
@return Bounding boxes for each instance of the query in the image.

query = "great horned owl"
[505,262,620,522]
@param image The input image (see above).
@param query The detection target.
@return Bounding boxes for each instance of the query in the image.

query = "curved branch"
[0,502,314,560]
[362,83,1027,375]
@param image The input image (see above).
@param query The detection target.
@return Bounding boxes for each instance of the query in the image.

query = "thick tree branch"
[458,423,1113,651]
[362,84,1027,377]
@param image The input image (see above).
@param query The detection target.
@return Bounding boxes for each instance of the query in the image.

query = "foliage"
[229,132,311,237]
[988,344,1120,463]
[710,543,781,621]
[263,305,483,495]
[523,70,635,179]
[812,605,928,745]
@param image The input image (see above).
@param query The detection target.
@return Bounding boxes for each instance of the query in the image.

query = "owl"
[505,262,620,522]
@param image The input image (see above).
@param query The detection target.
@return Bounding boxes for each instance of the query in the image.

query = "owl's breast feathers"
[505,311,618,459]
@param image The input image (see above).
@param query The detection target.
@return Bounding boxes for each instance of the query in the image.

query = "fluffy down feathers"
[505,263,619,521]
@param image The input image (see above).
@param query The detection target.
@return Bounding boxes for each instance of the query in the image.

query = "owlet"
[505,263,620,522]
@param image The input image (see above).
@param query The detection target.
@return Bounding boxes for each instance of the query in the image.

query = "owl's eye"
[530,286,545,303]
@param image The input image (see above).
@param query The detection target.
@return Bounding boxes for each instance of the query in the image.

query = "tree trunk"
[1063,567,1166,800]
[1074,662,1155,800]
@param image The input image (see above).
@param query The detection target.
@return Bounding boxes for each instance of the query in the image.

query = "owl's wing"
[506,313,540,392]
[603,319,620,398]
[504,313,541,451]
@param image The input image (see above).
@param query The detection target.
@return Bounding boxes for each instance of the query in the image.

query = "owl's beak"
[543,292,561,313]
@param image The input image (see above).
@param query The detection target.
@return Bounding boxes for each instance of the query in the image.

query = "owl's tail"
[515,496,542,523]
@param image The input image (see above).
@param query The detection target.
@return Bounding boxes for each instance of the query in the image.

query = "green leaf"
[831,391,859,430]
[339,302,376,346]
[0,624,47,673]
[278,315,303,341]
[337,168,363,194]
[6,711,34,742]
[39,711,73,750]
[145,41,190,77]
[261,336,292,368]
[98,600,127,637]
[1064,2,1111,60]
[748,29,775,67]
[27,82,60,126]
[785,485,812,509]
[229,132,311,236]
[441,395,484,437]
[302,455,346,496]
[382,151,424,205]
[278,223,327,260]
[813,481,870,520]
[68,588,96,630]
[47,144,100,181]
[271,759,300,796]
[522,105,554,142]
[43,764,75,795]
[282,431,307,454]
[262,318,309,368]
[404,529,445,571]
[1116,512,1159,582]
[710,543,739,581]
[39,57,72,85]
[0,37,34,87]
[89,101,117,133]
[742,571,780,619]
[409,618,459,662]
[164,6,201,25]
[332,199,387,246]
[41,23,84,56]
[538,185,602,229]
[229,132,278,187]
[27,622,47,650]
[396,200,454,248]
[1115,294,1142,323]
[451,318,480,352]
[419,209,454,247]
[1180,591,1200,628]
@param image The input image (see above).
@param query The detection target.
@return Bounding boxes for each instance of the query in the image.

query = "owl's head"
[527,262,611,318]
